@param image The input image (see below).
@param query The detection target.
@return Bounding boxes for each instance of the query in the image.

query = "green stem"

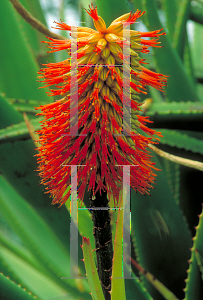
[89,189,113,300]
[8,0,65,40]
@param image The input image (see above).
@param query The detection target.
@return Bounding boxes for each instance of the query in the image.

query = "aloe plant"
[0,0,203,300]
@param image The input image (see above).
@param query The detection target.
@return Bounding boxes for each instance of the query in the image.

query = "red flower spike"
[36,5,168,206]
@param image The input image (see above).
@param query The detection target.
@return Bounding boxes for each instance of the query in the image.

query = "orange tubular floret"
[141,38,162,48]
[93,46,103,54]
[125,10,145,24]
[52,21,72,31]
[140,29,166,38]
[41,37,71,52]
[85,4,99,21]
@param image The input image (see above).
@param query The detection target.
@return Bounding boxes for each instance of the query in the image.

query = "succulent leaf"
[184,207,203,300]
[82,237,105,300]
[111,198,126,300]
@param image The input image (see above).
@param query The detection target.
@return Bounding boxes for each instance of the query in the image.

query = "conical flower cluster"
[36,5,167,206]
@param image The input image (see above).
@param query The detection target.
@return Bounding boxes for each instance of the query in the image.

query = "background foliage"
[0,0,203,299]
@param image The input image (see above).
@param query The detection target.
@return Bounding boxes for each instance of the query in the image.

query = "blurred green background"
[0,0,203,299]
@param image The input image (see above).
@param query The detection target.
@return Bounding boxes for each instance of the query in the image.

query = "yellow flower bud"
[107,104,114,116]
[94,79,104,91]
[93,16,106,33]
[106,22,124,35]
[109,90,116,101]
[71,31,90,39]
[78,55,90,65]
[131,77,140,86]
[97,38,107,51]
[114,55,123,64]
[88,33,104,44]
[105,54,115,66]
[88,52,101,64]
[131,56,140,67]
[106,74,113,87]
[115,66,121,76]
[108,43,122,55]
[98,94,104,105]
[99,67,108,81]
[77,27,97,34]
[129,30,140,38]
[131,41,143,51]
[110,12,131,24]
[111,80,121,94]
[101,47,110,59]
[130,48,139,57]
[78,74,88,84]
[95,63,103,74]
[82,45,96,54]
[104,33,119,43]
[131,94,141,101]
[101,84,110,98]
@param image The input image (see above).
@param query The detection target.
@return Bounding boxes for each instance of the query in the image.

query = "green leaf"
[0,272,39,300]
[0,139,72,257]
[16,0,48,55]
[164,0,195,83]
[0,244,69,299]
[131,154,192,299]
[0,175,90,298]
[0,175,70,275]
[158,129,203,155]
[0,94,73,261]
[146,101,203,114]
[144,101,203,123]
[65,191,95,252]
[7,98,49,114]
[0,0,51,100]
[195,249,203,281]
[163,0,177,38]
[0,231,48,280]
[111,205,126,300]
[0,117,42,144]
[184,207,203,300]
[124,265,153,300]
[147,101,203,116]
[132,0,199,102]
[160,159,180,204]
[131,259,179,300]
[190,1,203,25]
[172,0,190,58]
[0,94,23,129]
[183,33,196,83]
[82,237,105,300]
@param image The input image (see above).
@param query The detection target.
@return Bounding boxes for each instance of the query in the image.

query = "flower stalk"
[9,0,65,40]
[89,188,112,300]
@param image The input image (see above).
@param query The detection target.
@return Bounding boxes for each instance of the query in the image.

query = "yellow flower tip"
[85,3,107,33]
[104,33,119,43]
[88,33,104,44]
[125,10,145,24]
[111,12,131,24]
[97,38,107,50]
[106,21,123,35]
[85,3,99,21]
[94,16,107,33]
